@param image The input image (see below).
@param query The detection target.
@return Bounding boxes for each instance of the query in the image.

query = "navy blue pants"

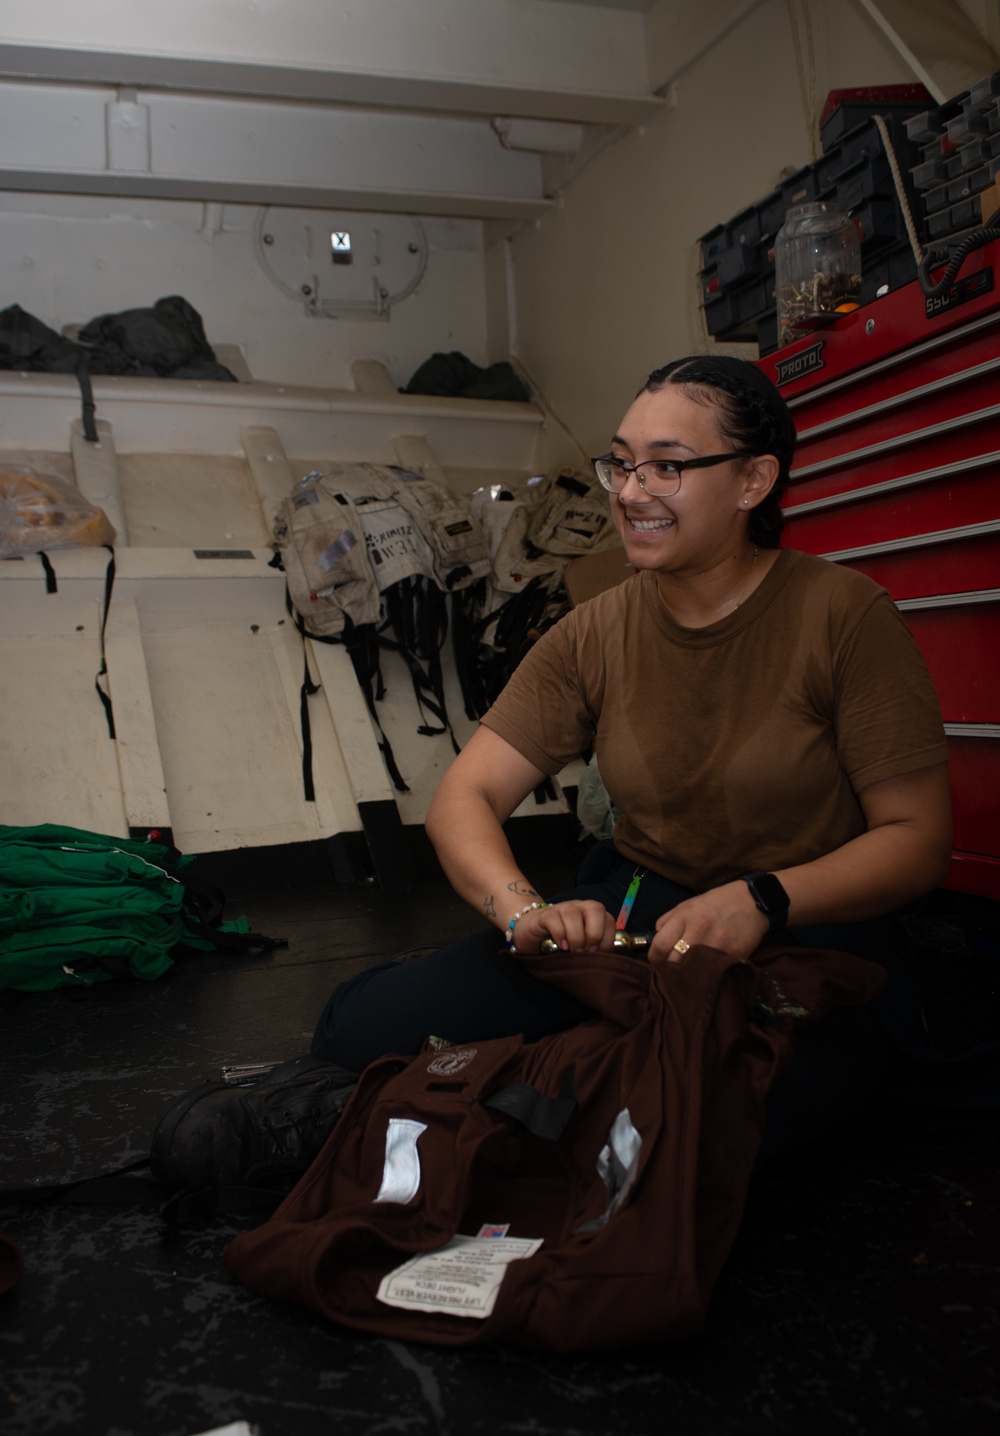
[312,841,893,1159]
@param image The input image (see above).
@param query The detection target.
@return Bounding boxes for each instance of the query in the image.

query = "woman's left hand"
[649,881,770,963]
[648,766,954,964]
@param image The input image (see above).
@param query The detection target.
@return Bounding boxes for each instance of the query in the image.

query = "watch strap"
[740,870,790,932]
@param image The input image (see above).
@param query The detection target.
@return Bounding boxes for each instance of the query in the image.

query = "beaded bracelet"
[505,900,549,953]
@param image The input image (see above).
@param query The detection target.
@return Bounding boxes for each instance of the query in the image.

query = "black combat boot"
[151,1054,357,1193]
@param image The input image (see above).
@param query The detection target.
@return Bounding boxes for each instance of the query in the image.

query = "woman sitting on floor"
[311,353,952,1154]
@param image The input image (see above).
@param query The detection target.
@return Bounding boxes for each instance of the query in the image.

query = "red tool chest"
[756,238,1000,901]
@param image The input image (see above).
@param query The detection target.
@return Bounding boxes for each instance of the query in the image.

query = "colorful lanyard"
[615,867,645,931]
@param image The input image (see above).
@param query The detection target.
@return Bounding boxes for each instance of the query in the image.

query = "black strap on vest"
[274,578,321,802]
[37,551,58,593]
[452,575,560,721]
[281,586,323,803]
[555,473,590,500]
[448,581,486,720]
[299,641,321,803]
[340,614,409,792]
[274,561,465,799]
[379,579,459,756]
[283,589,410,799]
[75,359,99,443]
[36,544,117,738]
[484,1066,577,1142]
[94,545,116,738]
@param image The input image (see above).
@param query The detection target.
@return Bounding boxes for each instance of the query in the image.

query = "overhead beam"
[856,0,999,104]
[0,82,553,220]
[0,44,664,127]
[0,170,552,223]
[0,0,662,124]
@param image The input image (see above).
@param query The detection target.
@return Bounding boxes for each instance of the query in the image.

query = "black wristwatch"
[740,870,790,932]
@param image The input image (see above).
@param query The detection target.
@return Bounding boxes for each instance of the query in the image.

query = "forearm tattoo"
[484,881,538,921]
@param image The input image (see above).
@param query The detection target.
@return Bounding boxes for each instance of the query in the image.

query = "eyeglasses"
[591,449,755,498]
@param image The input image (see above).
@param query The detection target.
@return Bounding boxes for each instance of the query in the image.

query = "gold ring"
[672,939,691,955]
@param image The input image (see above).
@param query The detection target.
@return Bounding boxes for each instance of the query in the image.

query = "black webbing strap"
[172,869,227,926]
[76,358,99,443]
[379,580,459,755]
[556,473,590,499]
[532,776,558,806]
[280,585,321,802]
[94,545,116,738]
[299,640,321,803]
[449,581,488,721]
[454,575,559,721]
[174,919,287,956]
[283,589,409,798]
[170,856,287,952]
[414,581,460,755]
[483,1066,577,1142]
[37,544,116,736]
[381,582,444,735]
[37,551,58,593]
[341,615,409,791]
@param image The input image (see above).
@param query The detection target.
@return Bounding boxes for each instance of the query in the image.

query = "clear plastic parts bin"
[775,201,861,346]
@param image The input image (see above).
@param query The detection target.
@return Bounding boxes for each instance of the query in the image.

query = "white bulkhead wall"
[0,194,491,392]
[0,0,658,391]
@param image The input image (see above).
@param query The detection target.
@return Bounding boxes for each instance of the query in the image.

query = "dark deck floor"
[2,853,999,1436]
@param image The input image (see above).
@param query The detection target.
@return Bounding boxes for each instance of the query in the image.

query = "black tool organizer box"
[699,71,1000,357]
[699,92,930,356]
[906,72,1000,249]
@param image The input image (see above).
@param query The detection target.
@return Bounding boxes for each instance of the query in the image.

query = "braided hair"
[640,356,796,548]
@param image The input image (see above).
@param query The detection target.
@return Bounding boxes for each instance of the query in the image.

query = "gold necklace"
[731,545,759,610]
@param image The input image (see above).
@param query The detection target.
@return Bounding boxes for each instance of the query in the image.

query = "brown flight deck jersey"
[482,549,948,892]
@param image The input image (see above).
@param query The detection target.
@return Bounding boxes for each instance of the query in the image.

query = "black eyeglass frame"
[591,448,757,497]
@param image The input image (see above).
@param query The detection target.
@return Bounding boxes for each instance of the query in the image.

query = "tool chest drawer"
[899,601,1000,721]
[757,239,1000,900]
[839,533,1000,599]
[946,736,1000,897]
[782,465,1000,554]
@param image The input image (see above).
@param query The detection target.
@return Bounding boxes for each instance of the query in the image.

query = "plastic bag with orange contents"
[0,465,116,556]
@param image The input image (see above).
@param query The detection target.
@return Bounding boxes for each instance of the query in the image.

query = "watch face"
[750,872,788,912]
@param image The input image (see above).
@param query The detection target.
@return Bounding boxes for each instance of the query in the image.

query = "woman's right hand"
[425,729,617,959]
[509,899,618,956]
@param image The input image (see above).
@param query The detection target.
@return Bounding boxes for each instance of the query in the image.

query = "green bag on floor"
[0,823,275,992]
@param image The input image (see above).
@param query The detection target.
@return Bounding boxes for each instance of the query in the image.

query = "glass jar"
[774,202,861,346]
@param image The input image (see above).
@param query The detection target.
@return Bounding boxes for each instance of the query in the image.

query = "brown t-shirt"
[482,549,948,890]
